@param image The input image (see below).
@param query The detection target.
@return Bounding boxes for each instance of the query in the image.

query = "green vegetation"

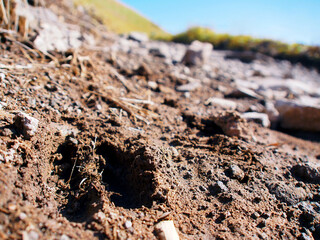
[73,0,168,38]
[171,27,320,69]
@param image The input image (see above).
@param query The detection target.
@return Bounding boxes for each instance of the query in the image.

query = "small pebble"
[14,112,39,139]
[257,220,266,228]
[228,164,245,181]
[124,220,132,229]
[19,212,27,220]
[251,212,260,220]
[60,235,70,240]
[209,181,229,196]
[22,230,39,240]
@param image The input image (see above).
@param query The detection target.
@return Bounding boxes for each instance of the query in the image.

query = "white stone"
[60,235,70,240]
[51,123,79,137]
[15,4,85,53]
[275,99,320,132]
[22,231,39,240]
[14,112,39,139]
[176,82,201,92]
[241,112,270,128]
[124,220,132,229]
[19,212,27,220]
[182,40,213,66]
[154,220,180,240]
[148,81,158,90]
[205,97,237,110]
[264,101,280,124]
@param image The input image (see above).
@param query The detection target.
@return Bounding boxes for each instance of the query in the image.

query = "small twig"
[109,67,136,93]
[133,113,150,125]
[120,100,158,118]
[0,63,32,69]
[99,94,134,117]
[79,177,87,190]
[0,207,9,214]
[128,127,144,133]
[0,28,16,35]
[67,158,78,184]
[119,97,154,105]
[0,0,8,24]
[6,36,59,64]
[18,45,34,63]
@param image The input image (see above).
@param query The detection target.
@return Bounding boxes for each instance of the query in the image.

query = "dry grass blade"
[109,67,136,93]
[0,27,16,34]
[0,63,32,69]
[119,97,154,105]
[0,0,9,25]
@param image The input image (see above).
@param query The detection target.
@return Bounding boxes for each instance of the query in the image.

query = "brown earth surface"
[0,1,320,239]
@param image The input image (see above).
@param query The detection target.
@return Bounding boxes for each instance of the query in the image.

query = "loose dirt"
[0,1,319,239]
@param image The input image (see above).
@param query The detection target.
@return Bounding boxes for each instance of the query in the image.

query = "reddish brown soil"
[0,1,319,240]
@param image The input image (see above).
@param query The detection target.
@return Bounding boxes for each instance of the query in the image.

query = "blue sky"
[121,0,320,45]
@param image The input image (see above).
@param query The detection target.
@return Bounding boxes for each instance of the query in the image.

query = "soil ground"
[0,1,319,239]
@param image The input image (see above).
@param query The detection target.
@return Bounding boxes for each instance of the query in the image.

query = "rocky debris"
[128,32,149,42]
[51,123,79,137]
[175,82,201,92]
[124,220,132,229]
[225,51,270,63]
[148,81,159,90]
[226,87,261,99]
[14,112,39,139]
[209,181,229,195]
[291,164,320,184]
[257,78,319,97]
[275,99,320,132]
[149,45,171,58]
[226,165,245,181]
[135,63,152,77]
[241,112,270,128]
[15,2,90,53]
[154,220,180,240]
[145,41,186,62]
[212,112,248,138]
[182,40,213,66]
[22,230,39,240]
[267,182,309,205]
[60,235,70,240]
[300,232,314,240]
[0,140,20,163]
[263,101,280,126]
[204,97,237,110]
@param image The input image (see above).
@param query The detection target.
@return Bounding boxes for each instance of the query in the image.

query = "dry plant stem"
[0,0,9,25]
[67,158,78,185]
[119,97,154,105]
[89,91,135,118]
[19,45,34,63]
[0,27,16,34]
[109,67,136,93]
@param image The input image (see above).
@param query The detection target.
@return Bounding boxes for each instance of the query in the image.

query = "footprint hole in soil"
[96,142,155,209]
[53,139,102,223]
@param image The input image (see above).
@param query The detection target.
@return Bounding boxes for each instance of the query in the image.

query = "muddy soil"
[0,1,319,240]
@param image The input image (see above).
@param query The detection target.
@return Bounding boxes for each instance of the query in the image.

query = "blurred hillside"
[172,27,320,70]
[75,0,320,70]
[74,0,168,38]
